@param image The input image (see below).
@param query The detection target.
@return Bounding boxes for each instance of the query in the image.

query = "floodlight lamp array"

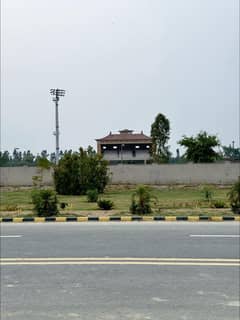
[50,88,66,97]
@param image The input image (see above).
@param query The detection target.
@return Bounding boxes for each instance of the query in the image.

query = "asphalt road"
[1,222,240,320]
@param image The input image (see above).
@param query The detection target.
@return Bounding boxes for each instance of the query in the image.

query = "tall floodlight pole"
[50,88,65,164]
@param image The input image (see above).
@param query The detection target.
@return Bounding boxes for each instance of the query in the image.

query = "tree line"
[0,149,61,167]
[1,113,239,167]
[150,113,240,163]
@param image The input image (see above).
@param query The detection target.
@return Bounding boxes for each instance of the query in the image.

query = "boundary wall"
[0,167,54,187]
[0,162,239,187]
[109,162,240,185]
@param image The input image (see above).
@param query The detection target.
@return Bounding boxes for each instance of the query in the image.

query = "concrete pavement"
[1,222,239,258]
[1,222,240,320]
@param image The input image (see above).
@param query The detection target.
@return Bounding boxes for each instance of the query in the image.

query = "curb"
[0,216,239,223]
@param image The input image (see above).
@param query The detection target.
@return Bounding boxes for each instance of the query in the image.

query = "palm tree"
[130,185,152,214]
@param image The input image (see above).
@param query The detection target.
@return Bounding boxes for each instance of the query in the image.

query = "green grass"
[0,184,233,217]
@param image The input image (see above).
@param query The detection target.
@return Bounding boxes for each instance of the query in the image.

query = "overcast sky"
[1,0,239,156]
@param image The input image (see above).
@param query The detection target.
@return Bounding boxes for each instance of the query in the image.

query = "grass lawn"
[0,184,234,217]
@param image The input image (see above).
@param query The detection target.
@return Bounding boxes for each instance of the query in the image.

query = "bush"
[97,199,114,210]
[31,189,58,216]
[4,205,19,211]
[130,185,152,214]
[54,147,109,195]
[228,180,240,214]
[86,189,99,202]
[211,200,226,208]
[60,202,68,209]
[201,186,213,202]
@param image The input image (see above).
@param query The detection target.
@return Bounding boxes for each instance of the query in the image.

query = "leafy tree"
[36,157,51,169]
[32,152,52,188]
[40,150,49,159]
[35,150,50,164]
[222,145,240,160]
[12,148,22,162]
[151,113,171,163]
[87,145,96,156]
[0,149,35,167]
[0,151,10,166]
[54,147,109,195]
[178,131,220,163]
[0,149,55,167]
[22,150,35,164]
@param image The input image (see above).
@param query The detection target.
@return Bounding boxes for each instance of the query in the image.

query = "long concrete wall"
[109,162,240,185]
[0,167,54,187]
[0,162,239,187]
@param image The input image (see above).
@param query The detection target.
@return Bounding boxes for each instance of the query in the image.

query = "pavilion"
[96,129,152,164]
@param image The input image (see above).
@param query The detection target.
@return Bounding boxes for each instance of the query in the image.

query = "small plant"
[211,200,226,208]
[130,198,138,214]
[32,175,43,188]
[201,186,213,202]
[97,199,114,210]
[228,180,240,214]
[4,204,19,211]
[31,189,58,217]
[130,185,152,214]
[60,202,68,209]
[86,189,99,202]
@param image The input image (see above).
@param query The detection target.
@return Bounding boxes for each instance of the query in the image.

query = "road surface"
[1,222,239,320]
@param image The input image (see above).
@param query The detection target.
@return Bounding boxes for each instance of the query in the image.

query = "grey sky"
[1,0,239,155]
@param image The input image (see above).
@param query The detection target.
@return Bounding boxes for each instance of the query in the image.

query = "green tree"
[40,150,49,159]
[87,145,96,156]
[54,147,109,195]
[150,113,171,163]
[36,157,51,169]
[178,131,220,163]
[12,148,21,162]
[0,151,10,166]
[222,145,240,160]
[32,152,52,188]
[22,150,35,164]
[12,148,22,166]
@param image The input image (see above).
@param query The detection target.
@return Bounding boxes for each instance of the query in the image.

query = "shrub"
[97,199,114,210]
[32,175,43,188]
[86,189,99,202]
[130,185,152,214]
[228,180,240,214]
[130,198,138,214]
[60,202,68,209]
[31,189,58,216]
[211,200,226,208]
[4,205,19,211]
[54,147,109,195]
[201,186,213,202]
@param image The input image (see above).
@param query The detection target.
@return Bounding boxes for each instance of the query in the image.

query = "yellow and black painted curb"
[0,215,239,223]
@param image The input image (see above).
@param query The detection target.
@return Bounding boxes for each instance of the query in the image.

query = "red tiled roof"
[96,130,152,143]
